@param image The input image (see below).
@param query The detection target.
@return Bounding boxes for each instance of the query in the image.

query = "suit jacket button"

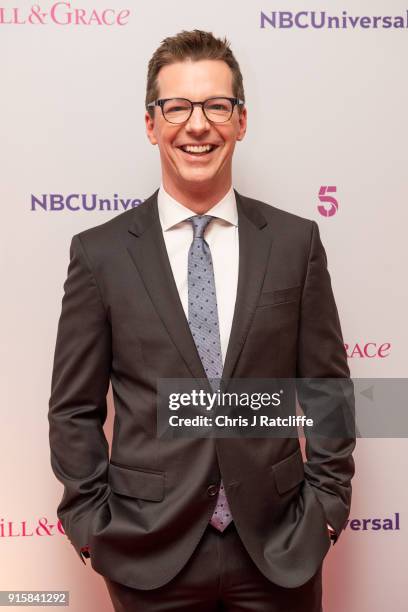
[207,484,219,496]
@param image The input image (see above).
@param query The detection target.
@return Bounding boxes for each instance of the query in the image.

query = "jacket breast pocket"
[257,286,302,309]
[271,448,305,495]
[108,462,165,502]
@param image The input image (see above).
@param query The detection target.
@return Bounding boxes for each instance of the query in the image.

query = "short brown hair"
[145,29,245,117]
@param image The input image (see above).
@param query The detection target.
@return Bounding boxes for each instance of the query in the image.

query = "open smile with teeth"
[178,144,218,155]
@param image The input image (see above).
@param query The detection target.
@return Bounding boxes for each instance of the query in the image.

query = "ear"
[236,106,247,142]
[145,110,158,145]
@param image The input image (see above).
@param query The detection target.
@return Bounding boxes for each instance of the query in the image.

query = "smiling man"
[48,29,355,612]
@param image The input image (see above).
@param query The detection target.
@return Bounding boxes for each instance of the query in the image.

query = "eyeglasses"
[146,97,245,124]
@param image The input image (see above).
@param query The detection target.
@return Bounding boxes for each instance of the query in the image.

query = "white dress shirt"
[157,183,239,365]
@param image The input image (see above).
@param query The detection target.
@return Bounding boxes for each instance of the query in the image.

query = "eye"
[163,99,191,114]
[207,102,229,111]
[167,105,186,112]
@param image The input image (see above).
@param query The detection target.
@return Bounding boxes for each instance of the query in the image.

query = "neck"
[162,177,232,215]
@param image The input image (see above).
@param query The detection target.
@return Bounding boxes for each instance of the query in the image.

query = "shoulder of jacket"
[238,192,316,231]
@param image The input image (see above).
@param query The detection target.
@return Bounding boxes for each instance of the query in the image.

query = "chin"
[180,169,217,186]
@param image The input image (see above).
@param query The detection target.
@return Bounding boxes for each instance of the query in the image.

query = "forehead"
[156,59,234,99]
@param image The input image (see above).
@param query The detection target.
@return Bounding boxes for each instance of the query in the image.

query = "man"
[48,29,355,611]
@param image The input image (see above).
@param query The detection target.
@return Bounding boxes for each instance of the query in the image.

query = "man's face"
[145,59,247,195]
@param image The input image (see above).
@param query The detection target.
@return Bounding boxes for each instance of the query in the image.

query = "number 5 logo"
[318,186,338,217]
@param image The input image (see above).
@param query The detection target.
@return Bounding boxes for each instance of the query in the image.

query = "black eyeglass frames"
[146,97,245,124]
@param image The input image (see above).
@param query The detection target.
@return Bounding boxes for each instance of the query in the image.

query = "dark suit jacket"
[48,188,355,590]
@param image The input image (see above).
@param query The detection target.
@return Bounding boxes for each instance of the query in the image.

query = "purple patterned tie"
[186,215,233,532]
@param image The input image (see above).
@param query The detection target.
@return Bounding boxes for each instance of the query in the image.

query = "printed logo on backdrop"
[260,11,408,30]
[0,3,130,26]
[317,186,338,217]
[0,516,66,538]
[345,343,391,359]
[0,513,400,539]
[344,513,400,531]
[31,193,143,211]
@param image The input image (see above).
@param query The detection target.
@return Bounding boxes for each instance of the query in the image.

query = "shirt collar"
[157,183,238,231]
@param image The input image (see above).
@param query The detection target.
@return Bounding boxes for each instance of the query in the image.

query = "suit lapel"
[221,190,273,381]
[126,190,208,381]
[126,189,273,384]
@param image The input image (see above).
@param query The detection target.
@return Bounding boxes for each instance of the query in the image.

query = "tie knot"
[187,215,214,240]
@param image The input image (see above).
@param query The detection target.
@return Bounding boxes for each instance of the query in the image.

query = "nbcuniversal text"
[260,10,408,30]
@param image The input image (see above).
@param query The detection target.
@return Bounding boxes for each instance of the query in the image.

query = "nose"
[185,104,210,133]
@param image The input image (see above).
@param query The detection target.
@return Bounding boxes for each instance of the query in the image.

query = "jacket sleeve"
[296,221,356,542]
[48,233,112,563]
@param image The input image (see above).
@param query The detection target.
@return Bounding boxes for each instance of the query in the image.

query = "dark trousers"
[103,522,323,612]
